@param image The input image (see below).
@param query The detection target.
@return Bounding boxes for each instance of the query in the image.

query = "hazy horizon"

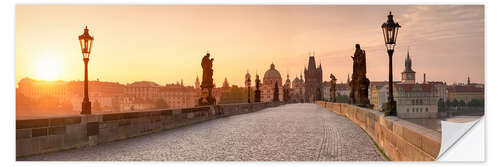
[16,5,484,87]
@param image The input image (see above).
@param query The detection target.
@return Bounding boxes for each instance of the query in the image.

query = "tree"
[451,99,459,107]
[446,99,451,107]
[155,98,169,109]
[438,98,447,112]
[468,99,484,107]
[458,100,466,107]
[220,85,247,104]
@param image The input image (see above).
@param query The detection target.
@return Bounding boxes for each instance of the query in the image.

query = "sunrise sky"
[16,5,484,87]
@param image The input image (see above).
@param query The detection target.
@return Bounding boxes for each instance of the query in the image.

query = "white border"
[3,0,494,166]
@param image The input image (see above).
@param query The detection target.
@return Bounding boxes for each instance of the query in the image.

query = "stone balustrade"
[16,102,285,158]
[315,101,441,161]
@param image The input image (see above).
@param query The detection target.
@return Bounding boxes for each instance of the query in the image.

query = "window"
[425,108,428,112]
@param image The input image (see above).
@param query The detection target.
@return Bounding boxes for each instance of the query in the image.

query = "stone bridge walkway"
[21,103,385,161]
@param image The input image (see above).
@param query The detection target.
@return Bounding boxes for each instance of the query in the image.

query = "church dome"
[263,63,282,79]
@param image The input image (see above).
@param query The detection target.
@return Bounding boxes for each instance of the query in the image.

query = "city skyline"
[16,5,484,87]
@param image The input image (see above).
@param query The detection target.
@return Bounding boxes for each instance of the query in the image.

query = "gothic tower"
[304,53,323,102]
[401,49,416,84]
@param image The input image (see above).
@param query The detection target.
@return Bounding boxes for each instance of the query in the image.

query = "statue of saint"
[201,52,214,88]
[199,52,216,106]
[330,74,337,102]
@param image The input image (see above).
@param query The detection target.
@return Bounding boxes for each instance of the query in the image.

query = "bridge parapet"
[16,101,286,158]
[315,101,441,161]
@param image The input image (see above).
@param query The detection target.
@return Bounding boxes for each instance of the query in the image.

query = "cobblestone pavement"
[21,103,386,161]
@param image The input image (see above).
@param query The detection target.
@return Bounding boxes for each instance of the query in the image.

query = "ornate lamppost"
[245,72,251,103]
[78,26,94,115]
[381,12,401,116]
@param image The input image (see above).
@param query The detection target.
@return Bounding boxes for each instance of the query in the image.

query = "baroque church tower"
[401,49,416,84]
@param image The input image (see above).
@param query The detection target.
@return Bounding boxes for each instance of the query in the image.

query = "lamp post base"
[382,100,397,116]
[81,101,92,115]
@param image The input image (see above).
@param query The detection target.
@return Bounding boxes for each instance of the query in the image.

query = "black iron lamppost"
[246,73,251,103]
[79,26,94,115]
[381,12,401,116]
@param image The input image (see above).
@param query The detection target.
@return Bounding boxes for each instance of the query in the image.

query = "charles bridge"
[16,101,440,161]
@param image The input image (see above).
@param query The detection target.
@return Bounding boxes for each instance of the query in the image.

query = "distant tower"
[222,77,230,89]
[304,54,323,102]
[467,75,471,85]
[195,76,200,89]
[401,48,416,84]
[423,73,426,84]
[284,73,291,89]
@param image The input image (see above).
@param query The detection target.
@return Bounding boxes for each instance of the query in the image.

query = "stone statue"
[198,52,216,106]
[254,74,261,102]
[201,53,214,88]
[330,74,337,102]
[349,44,372,107]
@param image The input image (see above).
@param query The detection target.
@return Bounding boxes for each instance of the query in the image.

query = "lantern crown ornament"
[381,12,401,51]
[78,26,94,59]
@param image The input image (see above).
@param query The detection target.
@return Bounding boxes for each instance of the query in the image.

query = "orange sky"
[16,5,484,87]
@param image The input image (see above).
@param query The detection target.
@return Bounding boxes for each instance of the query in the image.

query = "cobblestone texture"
[20,103,385,161]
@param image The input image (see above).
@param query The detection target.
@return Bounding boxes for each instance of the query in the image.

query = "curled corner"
[437,116,482,160]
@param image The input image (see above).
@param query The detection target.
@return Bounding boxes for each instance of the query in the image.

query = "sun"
[35,57,61,81]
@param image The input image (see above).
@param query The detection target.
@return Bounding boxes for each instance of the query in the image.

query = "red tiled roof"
[447,85,484,93]
[395,83,434,92]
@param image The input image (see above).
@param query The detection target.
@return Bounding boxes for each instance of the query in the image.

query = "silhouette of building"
[262,63,283,102]
[222,77,230,89]
[290,74,305,102]
[125,81,161,100]
[195,76,200,89]
[160,82,199,109]
[17,77,126,112]
[304,55,323,102]
[401,49,416,84]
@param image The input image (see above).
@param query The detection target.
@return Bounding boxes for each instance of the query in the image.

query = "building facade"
[446,85,484,103]
[394,83,439,118]
[290,74,305,102]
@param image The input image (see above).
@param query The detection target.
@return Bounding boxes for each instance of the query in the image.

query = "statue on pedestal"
[330,74,337,102]
[198,52,216,106]
[349,44,372,107]
[254,74,261,102]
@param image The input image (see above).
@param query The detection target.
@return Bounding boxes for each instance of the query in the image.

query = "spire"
[404,47,414,72]
[467,75,471,85]
[347,73,350,83]
[423,73,426,84]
